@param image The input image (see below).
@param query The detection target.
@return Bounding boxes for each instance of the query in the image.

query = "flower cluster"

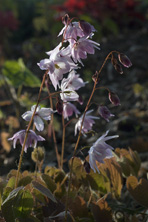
[8,14,132,174]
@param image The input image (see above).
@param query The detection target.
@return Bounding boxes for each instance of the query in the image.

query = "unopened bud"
[78,95,83,105]
[92,71,99,83]
[31,147,45,163]
[118,53,132,68]
[111,57,123,74]
[83,160,91,174]
[79,20,92,36]
[62,14,70,25]
[56,99,63,114]
[109,92,120,106]
[98,105,114,122]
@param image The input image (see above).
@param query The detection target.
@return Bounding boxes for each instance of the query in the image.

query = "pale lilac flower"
[8,130,45,153]
[75,110,99,136]
[63,102,80,120]
[70,37,100,65]
[88,131,119,173]
[98,105,115,122]
[61,70,87,91]
[37,43,77,90]
[22,105,54,131]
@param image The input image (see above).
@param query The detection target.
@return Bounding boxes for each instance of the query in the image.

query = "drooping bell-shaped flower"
[69,37,100,65]
[22,105,54,131]
[88,131,119,173]
[8,130,45,153]
[58,20,96,42]
[98,105,115,122]
[75,110,99,136]
[63,102,80,120]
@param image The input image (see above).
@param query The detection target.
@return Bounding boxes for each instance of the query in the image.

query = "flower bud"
[83,160,91,174]
[109,92,120,106]
[111,57,123,74]
[31,147,45,163]
[78,95,83,105]
[98,105,114,122]
[118,53,132,68]
[79,20,92,36]
[62,14,69,25]
[56,98,63,114]
[92,71,99,83]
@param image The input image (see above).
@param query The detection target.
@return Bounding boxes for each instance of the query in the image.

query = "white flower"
[88,131,119,173]
[37,43,78,90]
[60,78,79,102]
[22,105,54,131]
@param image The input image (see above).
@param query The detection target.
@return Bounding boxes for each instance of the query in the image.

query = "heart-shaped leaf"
[126,176,148,208]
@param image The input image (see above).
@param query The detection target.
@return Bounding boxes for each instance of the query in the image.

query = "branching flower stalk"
[65,50,117,218]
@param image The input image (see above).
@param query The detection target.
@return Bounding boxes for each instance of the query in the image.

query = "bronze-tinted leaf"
[99,158,122,198]
[91,198,112,222]
[126,176,148,208]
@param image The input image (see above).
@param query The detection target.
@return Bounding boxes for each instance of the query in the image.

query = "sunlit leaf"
[13,189,34,218]
[99,158,122,198]
[87,171,110,194]
[2,59,41,88]
[6,176,16,189]
[115,148,141,177]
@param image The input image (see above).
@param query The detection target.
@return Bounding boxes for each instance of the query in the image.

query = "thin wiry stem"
[15,70,48,188]
[45,80,61,168]
[61,113,65,169]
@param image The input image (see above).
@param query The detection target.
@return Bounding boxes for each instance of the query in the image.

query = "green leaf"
[18,176,32,187]
[32,181,57,203]
[1,186,23,222]
[2,59,41,88]
[13,189,34,218]
[87,172,109,194]
[41,174,56,193]
[6,176,16,189]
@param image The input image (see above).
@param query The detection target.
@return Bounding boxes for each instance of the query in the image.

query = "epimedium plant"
[0,14,147,222]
